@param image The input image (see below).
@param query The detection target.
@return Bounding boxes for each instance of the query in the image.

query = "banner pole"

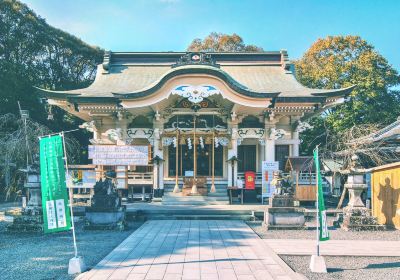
[315,146,320,257]
[38,129,80,139]
[310,145,328,273]
[61,132,78,258]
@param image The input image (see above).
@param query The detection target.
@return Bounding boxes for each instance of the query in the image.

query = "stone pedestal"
[84,173,127,230]
[7,168,44,232]
[339,180,385,231]
[6,208,43,232]
[263,195,305,230]
[85,206,126,230]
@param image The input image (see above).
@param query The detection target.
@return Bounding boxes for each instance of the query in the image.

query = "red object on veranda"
[244,171,256,190]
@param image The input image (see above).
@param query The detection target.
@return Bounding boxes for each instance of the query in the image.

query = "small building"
[371,162,400,229]
[36,51,353,203]
[285,156,331,202]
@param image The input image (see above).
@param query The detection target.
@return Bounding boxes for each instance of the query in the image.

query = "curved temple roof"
[36,51,354,103]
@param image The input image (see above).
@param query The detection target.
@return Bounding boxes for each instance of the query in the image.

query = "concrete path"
[265,239,400,257]
[77,220,300,280]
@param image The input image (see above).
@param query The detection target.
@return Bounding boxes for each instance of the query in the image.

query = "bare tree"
[0,113,79,200]
[322,123,399,171]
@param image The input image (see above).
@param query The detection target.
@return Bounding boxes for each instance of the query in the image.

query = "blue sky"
[23,0,400,71]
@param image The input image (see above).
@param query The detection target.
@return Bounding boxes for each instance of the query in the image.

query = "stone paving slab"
[265,239,400,257]
[76,220,300,280]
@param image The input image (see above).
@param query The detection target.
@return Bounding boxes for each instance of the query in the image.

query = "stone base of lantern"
[6,208,44,232]
[335,182,385,231]
[338,206,385,231]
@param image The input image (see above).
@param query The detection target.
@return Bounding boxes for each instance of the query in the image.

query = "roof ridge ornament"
[172,52,219,68]
[102,51,111,73]
[280,49,294,73]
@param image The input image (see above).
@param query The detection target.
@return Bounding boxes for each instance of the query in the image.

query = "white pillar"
[264,124,276,162]
[265,139,275,162]
[292,131,300,156]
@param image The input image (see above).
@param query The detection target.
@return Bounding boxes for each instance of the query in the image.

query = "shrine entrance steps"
[162,182,230,206]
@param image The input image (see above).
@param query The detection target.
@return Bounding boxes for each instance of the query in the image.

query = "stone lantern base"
[6,208,43,232]
[339,206,385,231]
[336,183,385,231]
[7,184,44,232]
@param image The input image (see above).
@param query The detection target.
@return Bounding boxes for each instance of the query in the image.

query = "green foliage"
[187,32,263,52]
[0,0,103,199]
[0,0,103,159]
[295,36,400,154]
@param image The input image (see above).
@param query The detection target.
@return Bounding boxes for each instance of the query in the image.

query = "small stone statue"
[91,171,121,210]
[271,171,294,196]
[85,170,126,230]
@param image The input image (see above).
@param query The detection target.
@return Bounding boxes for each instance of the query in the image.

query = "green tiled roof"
[36,51,354,103]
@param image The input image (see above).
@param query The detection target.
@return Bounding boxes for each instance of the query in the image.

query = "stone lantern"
[344,173,367,208]
[340,155,384,231]
[24,165,42,215]
[7,164,44,232]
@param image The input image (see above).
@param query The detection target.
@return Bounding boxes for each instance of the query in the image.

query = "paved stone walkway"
[265,239,400,257]
[77,220,300,280]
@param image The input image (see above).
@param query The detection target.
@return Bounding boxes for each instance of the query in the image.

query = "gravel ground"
[0,219,143,280]
[247,221,400,279]
[281,255,400,280]
[247,221,400,240]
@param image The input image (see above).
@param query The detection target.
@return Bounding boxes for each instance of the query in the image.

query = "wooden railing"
[127,171,153,185]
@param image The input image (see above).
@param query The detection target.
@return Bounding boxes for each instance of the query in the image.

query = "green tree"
[0,0,104,199]
[0,0,103,118]
[187,32,263,52]
[295,35,400,154]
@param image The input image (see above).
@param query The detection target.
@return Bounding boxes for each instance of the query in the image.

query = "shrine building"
[37,51,354,204]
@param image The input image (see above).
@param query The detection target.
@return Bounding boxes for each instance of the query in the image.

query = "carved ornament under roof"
[172,52,219,68]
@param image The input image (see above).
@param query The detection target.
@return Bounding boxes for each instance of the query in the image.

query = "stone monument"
[85,171,126,230]
[263,171,305,229]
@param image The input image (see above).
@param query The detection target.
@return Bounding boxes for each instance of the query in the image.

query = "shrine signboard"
[88,145,149,165]
[261,161,279,198]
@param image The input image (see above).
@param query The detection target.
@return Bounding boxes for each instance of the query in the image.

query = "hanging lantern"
[47,105,54,120]
[187,138,192,150]
[214,136,219,148]
[20,110,29,120]
[199,136,204,149]
[172,137,177,148]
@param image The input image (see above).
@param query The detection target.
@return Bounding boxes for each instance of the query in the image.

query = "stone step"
[163,186,227,193]
[145,214,254,220]
[165,192,228,197]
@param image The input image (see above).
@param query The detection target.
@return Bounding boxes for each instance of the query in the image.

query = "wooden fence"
[371,162,400,229]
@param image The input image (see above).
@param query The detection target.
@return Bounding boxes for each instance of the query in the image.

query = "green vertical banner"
[313,147,330,241]
[40,135,72,233]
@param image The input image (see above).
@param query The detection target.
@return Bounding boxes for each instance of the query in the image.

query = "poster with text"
[261,161,279,198]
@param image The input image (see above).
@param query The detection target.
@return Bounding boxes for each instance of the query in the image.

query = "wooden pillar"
[191,115,198,194]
